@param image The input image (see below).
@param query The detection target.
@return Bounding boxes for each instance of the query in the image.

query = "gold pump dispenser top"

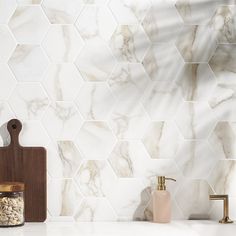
[157,176,176,190]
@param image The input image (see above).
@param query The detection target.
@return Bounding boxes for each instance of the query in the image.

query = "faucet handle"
[209,194,234,224]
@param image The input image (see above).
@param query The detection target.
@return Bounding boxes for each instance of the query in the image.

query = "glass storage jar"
[0,182,24,227]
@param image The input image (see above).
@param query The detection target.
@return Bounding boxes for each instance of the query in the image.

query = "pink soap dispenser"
[152,176,176,223]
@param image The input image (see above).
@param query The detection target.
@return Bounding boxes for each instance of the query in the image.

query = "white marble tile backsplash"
[0,0,236,222]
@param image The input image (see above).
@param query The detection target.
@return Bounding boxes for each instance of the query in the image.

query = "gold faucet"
[209,194,234,224]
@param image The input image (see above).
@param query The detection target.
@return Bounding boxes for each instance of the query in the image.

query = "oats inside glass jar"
[0,182,24,227]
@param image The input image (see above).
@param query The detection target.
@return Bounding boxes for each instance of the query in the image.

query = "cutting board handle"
[7,119,22,147]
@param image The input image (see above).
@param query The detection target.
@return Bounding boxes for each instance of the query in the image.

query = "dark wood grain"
[0,119,47,222]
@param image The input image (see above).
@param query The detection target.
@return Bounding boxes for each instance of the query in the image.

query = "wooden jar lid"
[0,182,24,192]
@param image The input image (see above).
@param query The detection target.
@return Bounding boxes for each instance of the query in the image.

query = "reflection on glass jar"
[0,182,24,227]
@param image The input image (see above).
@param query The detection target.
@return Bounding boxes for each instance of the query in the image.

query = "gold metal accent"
[0,182,24,192]
[157,176,176,190]
[209,194,234,224]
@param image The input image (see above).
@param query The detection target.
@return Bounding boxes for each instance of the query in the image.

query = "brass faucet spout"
[209,194,233,224]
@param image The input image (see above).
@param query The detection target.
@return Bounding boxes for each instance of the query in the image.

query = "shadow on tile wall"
[1,0,236,221]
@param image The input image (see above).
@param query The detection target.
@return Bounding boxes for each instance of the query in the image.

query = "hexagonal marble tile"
[107,178,149,220]
[76,5,117,42]
[175,63,216,101]
[0,102,15,146]
[176,25,218,63]
[209,5,236,44]
[110,25,150,63]
[75,82,116,120]
[0,0,17,23]
[108,141,151,178]
[75,121,116,159]
[9,83,49,120]
[209,44,236,83]
[42,0,83,24]
[9,45,49,82]
[208,83,236,121]
[142,81,183,121]
[42,102,83,140]
[208,160,236,197]
[9,6,50,44]
[74,198,117,221]
[108,0,150,25]
[43,63,83,101]
[47,141,83,178]
[174,102,216,139]
[75,38,116,81]
[74,160,117,197]
[17,0,42,4]
[0,25,16,63]
[0,64,16,100]
[175,180,214,219]
[209,122,236,160]
[142,121,181,159]
[48,179,83,217]
[19,120,51,147]
[175,0,218,25]
[142,1,182,43]
[42,25,84,63]
[83,0,107,4]
[142,43,184,81]
[108,63,150,105]
[109,102,150,140]
[175,140,217,179]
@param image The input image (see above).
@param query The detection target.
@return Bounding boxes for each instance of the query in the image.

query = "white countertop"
[0,221,236,236]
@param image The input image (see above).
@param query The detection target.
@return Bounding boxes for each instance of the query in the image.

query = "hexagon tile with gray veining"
[8,83,49,120]
[75,121,116,159]
[108,141,151,178]
[209,44,236,83]
[42,25,84,63]
[208,122,236,160]
[9,44,49,82]
[208,160,236,197]
[74,198,117,221]
[142,81,183,121]
[0,0,17,24]
[75,38,116,81]
[0,64,17,100]
[75,82,116,120]
[174,102,216,139]
[175,25,218,63]
[108,0,150,25]
[0,25,16,63]
[142,43,184,81]
[74,160,117,197]
[142,121,182,159]
[42,102,83,140]
[76,4,117,42]
[48,179,83,217]
[175,140,217,179]
[109,101,150,140]
[9,5,50,44]
[175,0,218,25]
[42,0,83,24]
[175,63,216,101]
[43,63,84,101]
[175,180,214,219]
[209,5,236,43]
[110,25,150,63]
[142,0,182,43]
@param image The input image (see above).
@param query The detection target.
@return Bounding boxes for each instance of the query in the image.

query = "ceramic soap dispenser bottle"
[152,176,176,223]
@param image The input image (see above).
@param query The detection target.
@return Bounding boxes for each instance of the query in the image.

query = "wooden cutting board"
[0,119,47,222]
